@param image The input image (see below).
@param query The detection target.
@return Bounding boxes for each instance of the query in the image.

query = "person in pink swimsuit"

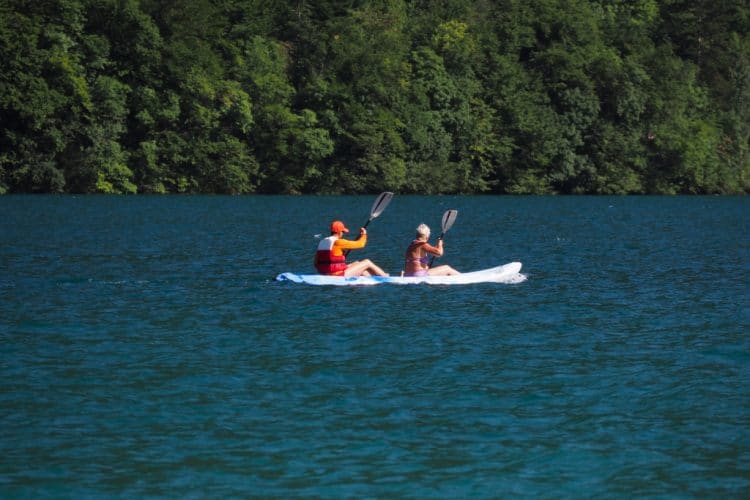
[403,223,459,277]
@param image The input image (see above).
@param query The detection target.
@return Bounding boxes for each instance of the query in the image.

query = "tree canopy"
[1,0,748,194]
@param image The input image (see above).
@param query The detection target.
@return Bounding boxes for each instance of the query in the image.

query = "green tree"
[0,0,84,192]
[1,0,748,194]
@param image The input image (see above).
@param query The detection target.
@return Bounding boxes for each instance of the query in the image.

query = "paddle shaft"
[429,209,457,267]
[427,235,444,268]
[344,192,393,256]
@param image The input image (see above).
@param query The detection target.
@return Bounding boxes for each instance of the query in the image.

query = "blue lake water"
[1,195,748,497]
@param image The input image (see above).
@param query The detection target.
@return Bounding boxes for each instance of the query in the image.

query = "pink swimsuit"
[404,242,430,277]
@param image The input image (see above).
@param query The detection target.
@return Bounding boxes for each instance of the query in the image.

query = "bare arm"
[422,239,444,257]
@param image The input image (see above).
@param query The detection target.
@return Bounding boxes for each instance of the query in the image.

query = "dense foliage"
[1,0,748,194]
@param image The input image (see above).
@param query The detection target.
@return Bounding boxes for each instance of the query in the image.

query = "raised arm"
[422,238,444,257]
[334,228,368,251]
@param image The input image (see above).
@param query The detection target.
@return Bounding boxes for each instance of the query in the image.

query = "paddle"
[344,192,394,256]
[429,209,458,267]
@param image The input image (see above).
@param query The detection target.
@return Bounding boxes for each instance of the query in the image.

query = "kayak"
[276,262,525,286]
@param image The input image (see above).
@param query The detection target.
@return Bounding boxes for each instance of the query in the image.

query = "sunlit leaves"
[0,0,747,194]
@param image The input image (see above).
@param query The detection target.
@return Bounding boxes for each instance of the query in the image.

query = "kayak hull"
[276,262,525,286]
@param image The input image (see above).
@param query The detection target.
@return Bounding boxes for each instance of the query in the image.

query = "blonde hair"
[416,223,430,238]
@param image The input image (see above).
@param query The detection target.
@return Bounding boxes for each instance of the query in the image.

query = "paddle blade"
[429,209,457,268]
[368,192,394,221]
[345,192,394,256]
[441,209,458,234]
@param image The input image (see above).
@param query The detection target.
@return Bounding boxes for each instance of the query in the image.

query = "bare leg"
[347,259,389,277]
[366,260,389,276]
[345,259,389,277]
[344,260,370,277]
[428,265,460,276]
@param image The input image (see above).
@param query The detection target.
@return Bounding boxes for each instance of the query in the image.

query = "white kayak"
[276,262,525,286]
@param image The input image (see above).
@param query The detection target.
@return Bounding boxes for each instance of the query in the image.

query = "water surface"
[1,195,748,496]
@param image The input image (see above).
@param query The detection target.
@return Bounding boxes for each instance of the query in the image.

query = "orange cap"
[331,220,349,233]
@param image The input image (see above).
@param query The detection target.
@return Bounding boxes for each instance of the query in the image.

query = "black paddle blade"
[430,209,458,268]
[369,192,394,221]
[345,192,394,256]
[441,209,458,233]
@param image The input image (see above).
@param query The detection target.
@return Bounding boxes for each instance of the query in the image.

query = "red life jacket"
[315,236,347,275]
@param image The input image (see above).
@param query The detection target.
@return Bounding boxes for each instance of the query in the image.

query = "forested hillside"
[1,0,748,194]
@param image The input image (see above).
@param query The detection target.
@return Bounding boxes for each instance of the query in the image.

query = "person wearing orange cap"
[403,223,459,277]
[314,220,389,277]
